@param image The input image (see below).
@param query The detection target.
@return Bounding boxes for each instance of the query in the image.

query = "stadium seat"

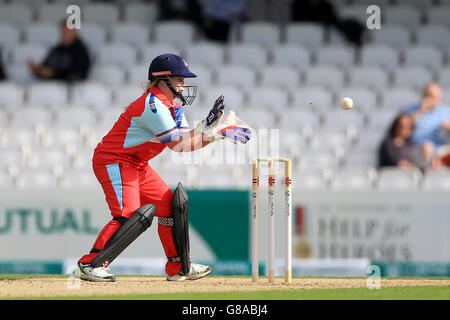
[4,63,34,85]
[278,129,308,154]
[344,148,378,168]
[153,21,195,49]
[216,64,257,89]
[184,42,226,71]
[393,66,434,90]
[259,65,301,90]
[279,109,321,130]
[292,86,333,111]
[336,86,378,111]
[110,23,151,47]
[0,146,26,169]
[60,169,99,188]
[381,87,421,110]
[96,44,137,67]
[285,23,325,51]
[114,85,144,107]
[315,45,356,71]
[442,87,450,106]
[71,81,112,108]
[0,82,24,107]
[414,25,450,50]
[348,66,389,90]
[369,25,411,51]
[36,3,69,23]
[0,170,14,189]
[360,44,400,71]
[79,23,108,50]
[200,85,245,111]
[17,169,59,188]
[227,44,268,71]
[41,126,84,153]
[309,128,352,149]
[241,22,281,47]
[27,82,68,108]
[368,109,401,130]
[396,0,433,11]
[322,109,367,130]
[124,2,159,25]
[196,168,238,189]
[138,43,181,65]
[271,44,310,70]
[355,127,388,149]
[0,23,21,46]
[338,5,371,25]
[426,6,450,27]
[8,43,47,64]
[377,167,423,190]
[83,3,120,27]
[54,107,98,127]
[237,109,275,129]
[127,63,151,85]
[248,86,289,109]
[299,148,340,170]
[24,23,59,46]
[439,68,450,87]
[423,169,450,190]
[96,106,124,127]
[10,106,53,127]
[28,146,72,170]
[293,168,330,190]
[330,167,377,190]
[1,125,40,148]
[72,146,96,168]
[384,5,422,30]
[0,4,33,25]
[186,64,213,88]
[305,65,345,89]
[90,64,126,86]
[0,109,8,126]
[403,45,443,72]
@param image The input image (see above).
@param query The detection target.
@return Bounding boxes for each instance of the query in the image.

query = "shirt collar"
[149,86,181,109]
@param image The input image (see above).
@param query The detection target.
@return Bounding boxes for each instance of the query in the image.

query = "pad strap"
[167,256,181,262]
[158,217,174,227]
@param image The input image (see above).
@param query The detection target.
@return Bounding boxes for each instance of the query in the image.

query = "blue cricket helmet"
[148,53,197,80]
[148,53,197,106]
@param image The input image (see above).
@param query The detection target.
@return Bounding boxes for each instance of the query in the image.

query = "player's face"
[397,115,413,139]
[170,77,185,93]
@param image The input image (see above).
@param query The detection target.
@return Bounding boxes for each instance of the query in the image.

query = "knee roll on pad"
[90,204,156,268]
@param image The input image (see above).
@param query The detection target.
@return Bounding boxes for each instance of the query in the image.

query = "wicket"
[251,157,292,284]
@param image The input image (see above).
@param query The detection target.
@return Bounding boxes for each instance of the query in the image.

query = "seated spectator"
[28,21,90,81]
[403,83,450,149]
[290,0,365,46]
[378,114,433,171]
[202,0,248,42]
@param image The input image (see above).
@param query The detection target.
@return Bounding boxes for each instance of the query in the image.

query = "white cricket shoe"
[166,263,212,282]
[72,263,116,282]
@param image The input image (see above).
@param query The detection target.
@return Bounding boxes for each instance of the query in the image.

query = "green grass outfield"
[1,274,449,300]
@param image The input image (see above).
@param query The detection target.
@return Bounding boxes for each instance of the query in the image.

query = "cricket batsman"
[72,53,251,282]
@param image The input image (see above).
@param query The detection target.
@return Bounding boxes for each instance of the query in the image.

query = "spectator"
[202,0,248,42]
[290,0,365,46]
[28,21,90,81]
[403,83,450,149]
[378,114,433,171]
